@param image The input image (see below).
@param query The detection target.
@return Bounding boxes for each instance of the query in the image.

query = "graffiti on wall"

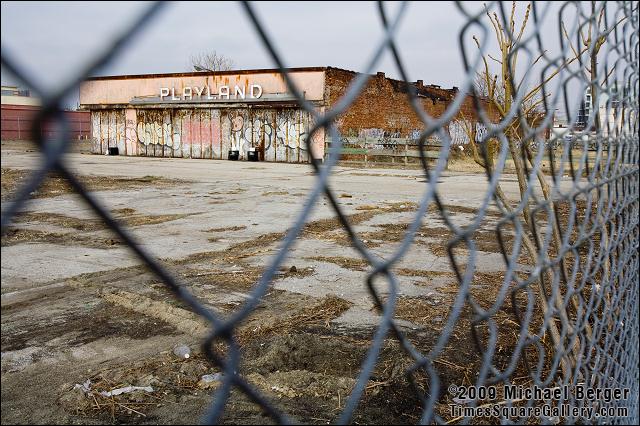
[227,110,246,151]
[354,127,449,150]
[448,120,470,145]
[136,121,181,148]
[273,112,308,152]
[448,120,489,145]
[358,128,385,139]
[356,128,404,150]
[225,110,310,155]
[475,122,488,142]
[358,128,402,140]
[91,108,316,162]
[348,128,444,145]
[91,110,128,155]
[407,129,444,145]
[124,119,137,154]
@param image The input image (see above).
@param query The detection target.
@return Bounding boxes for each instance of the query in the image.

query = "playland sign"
[159,84,263,102]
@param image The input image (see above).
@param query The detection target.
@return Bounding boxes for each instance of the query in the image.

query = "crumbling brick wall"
[323,67,494,141]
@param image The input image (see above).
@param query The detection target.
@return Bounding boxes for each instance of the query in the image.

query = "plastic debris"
[200,373,223,383]
[198,373,223,389]
[173,344,191,359]
[452,396,473,405]
[73,379,92,394]
[100,385,153,397]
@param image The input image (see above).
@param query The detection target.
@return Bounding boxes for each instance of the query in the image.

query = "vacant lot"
[1,140,573,424]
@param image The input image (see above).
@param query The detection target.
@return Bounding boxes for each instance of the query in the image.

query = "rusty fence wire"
[1,1,638,424]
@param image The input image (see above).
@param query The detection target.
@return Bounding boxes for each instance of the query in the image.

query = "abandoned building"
[79,66,489,163]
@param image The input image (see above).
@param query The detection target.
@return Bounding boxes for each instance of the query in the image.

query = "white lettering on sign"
[218,86,229,100]
[159,84,264,101]
[250,84,262,99]
[234,85,245,100]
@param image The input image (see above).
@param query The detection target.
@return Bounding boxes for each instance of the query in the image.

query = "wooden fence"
[324,137,446,167]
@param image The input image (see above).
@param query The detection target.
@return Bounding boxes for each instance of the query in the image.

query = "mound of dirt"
[243,333,367,377]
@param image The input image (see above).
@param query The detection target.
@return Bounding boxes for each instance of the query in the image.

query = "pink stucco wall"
[81,69,326,161]
[80,70,325,105]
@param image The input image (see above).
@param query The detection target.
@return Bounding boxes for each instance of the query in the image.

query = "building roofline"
[84,67,331,81]
[83,66,460,93]
[325,66,459,94]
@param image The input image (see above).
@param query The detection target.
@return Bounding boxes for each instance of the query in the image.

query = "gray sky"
[1,1,604,113]
[0,1,492,106]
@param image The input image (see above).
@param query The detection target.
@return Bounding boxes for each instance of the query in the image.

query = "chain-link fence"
[1,1,638,424]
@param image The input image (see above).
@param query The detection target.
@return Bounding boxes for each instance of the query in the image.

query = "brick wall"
[323,67,494,141]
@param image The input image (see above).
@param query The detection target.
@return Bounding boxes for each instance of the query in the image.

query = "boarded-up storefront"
[89,107,312,162]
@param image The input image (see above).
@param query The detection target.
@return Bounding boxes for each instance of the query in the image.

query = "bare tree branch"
[472,1,594,378]
[488,54,502,64]
[190,50,235,72]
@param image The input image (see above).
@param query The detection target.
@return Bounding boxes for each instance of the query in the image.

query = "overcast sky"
[1,1,611,112]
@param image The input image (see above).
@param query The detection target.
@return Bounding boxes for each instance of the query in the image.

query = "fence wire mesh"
[1,1,638,424]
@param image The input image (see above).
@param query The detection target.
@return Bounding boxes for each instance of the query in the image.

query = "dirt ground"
[1,140,582,424]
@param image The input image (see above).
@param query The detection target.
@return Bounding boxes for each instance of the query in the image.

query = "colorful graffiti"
[91,108,315,162]
[136,121,178,148]
[224,110,311,161]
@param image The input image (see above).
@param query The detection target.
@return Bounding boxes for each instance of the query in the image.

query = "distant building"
[575,86,630,137]
[1,85,90,141]
[575,88,592,131]
[1,85,41,107]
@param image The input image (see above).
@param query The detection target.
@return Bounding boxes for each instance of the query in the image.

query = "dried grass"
[1,167,187,201]
[236,295,352,344]
[386,296,450,326]
[394,268,455,279]
[180,264,315,291]
[307,256,369,271]
[1,228,122,248]
[203,225,247,233]
[12,209,192,232]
